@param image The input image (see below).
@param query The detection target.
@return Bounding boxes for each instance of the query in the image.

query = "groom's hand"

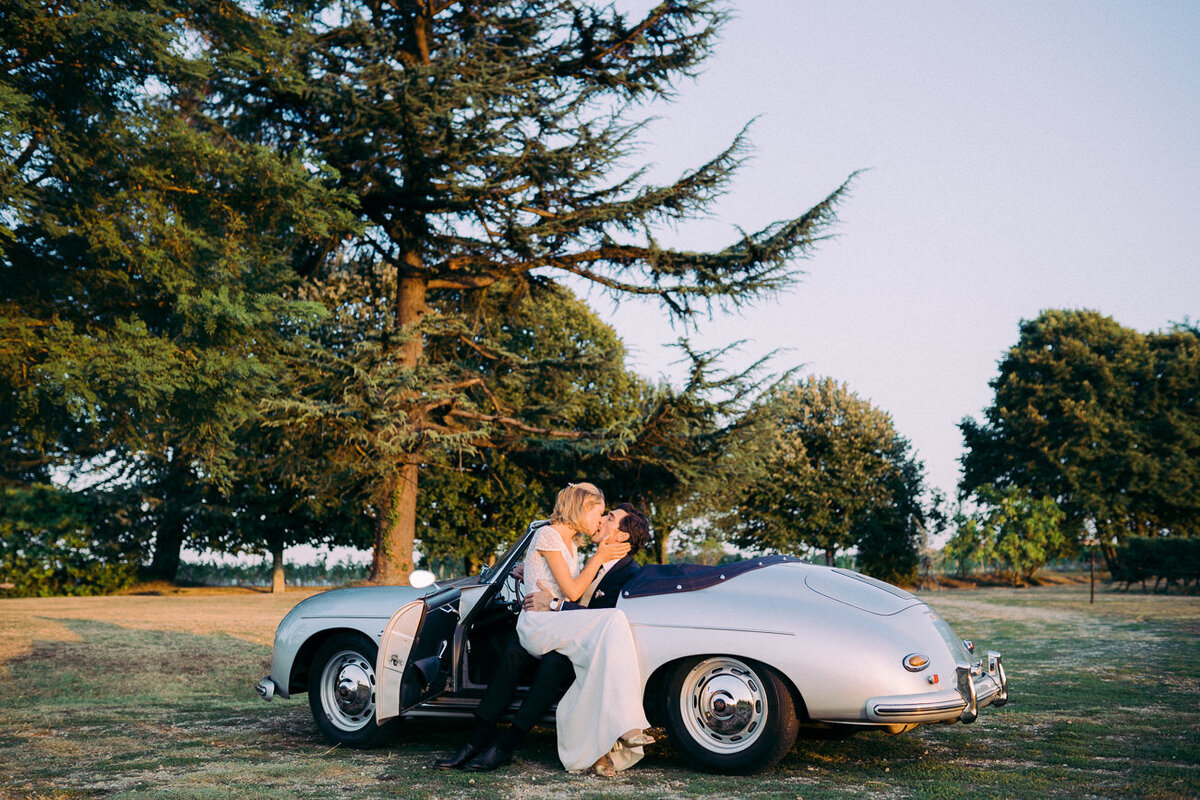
[523,579,556,612]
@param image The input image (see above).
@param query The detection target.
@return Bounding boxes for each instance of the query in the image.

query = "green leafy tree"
[201,0,853,583]
[399,291,773,572]
[855,460,940,586]
[961,310,1200,564]
[946,485,1067,586]
[721,377,930,576]
[1137,321,1200,538]
[943,510,987,579]
[1,0,351,580]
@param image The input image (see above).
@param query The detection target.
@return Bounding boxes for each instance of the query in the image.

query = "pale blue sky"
[588,0,1200,508]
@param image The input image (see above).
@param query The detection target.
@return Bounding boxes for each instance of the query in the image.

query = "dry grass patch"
[0,590,323,667]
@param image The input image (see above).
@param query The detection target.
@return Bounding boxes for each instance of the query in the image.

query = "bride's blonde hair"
[548,482,605,537]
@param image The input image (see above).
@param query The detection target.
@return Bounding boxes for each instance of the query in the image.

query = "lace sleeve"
[524,526,571,597]
[533,526,564,554]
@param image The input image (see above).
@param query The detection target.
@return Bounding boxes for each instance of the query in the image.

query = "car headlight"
[902,653,930,672]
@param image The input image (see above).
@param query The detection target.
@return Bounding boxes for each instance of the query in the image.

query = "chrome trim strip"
[629,623,794,636]
[873,699,965,716]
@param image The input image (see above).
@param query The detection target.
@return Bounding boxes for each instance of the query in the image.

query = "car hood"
[286,585,435,620]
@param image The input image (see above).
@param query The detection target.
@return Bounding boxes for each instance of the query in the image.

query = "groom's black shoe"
[433,742,482,770]
[463,744,513,771]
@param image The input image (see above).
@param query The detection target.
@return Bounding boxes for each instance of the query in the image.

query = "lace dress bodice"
[523,525,578,598]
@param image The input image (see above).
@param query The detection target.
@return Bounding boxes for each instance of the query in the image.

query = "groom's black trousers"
[474,632,574,733]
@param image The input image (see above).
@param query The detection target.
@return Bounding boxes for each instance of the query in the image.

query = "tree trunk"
[652,533,669,565]
[1100,541,1119,574]
[646,501,674,564]
[271,540,286,593]
[371,464,419,584]
[825,548,836,566]
[147,524,184,582]
[370,271,427,585]
[147,457,190,582]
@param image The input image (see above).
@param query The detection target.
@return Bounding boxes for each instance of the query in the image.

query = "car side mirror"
[408,569,437,589]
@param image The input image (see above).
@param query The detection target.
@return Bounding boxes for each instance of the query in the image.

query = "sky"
[582,0,1200,511]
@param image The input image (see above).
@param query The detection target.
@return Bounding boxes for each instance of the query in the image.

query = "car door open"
[376,586,461,722]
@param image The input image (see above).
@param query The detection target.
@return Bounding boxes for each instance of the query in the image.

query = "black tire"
[307,632,395,748]
[664,655,800,775]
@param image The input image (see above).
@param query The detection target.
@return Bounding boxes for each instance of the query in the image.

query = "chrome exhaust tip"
[256,676,277,701]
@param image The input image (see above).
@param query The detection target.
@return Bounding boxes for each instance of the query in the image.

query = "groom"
[434,503,651,771]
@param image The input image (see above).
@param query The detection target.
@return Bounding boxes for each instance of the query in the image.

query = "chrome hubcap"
[680,657,767,753]
[320,650,376,731]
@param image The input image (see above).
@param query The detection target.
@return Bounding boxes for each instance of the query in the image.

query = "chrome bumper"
[867,651,1007,725]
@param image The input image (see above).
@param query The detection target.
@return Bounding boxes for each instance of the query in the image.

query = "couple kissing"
[436,483,652,776]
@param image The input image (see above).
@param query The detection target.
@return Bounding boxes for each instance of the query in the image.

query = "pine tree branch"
[446,409,587,438]
[454,333,504,362]
[14,132,40,171]
[427,274,500,290]
[592,3,672,64]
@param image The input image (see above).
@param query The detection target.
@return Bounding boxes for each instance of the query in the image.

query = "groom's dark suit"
[468,555,641,743]
[560,554,640,610]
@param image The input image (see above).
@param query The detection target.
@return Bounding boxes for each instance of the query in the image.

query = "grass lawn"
[0,583,1196,799]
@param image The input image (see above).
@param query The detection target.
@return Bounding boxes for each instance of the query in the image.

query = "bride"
[516,482,654,776]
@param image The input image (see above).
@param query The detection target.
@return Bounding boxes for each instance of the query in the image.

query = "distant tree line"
[176,555,371,590]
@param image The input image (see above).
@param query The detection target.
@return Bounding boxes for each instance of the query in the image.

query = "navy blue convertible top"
[620,554,805,599]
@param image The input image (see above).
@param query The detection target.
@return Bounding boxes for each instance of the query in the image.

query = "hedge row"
[0,486,140,597]
[1110,537,1200,593]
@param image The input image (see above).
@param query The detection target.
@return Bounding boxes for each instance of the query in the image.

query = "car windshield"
[478,520,543,584]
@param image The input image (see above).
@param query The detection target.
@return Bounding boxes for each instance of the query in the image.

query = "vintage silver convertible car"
[256,522,1008,774]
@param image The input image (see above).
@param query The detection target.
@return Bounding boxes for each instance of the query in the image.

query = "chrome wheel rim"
[319,649,376,732]
[680,657,767,753]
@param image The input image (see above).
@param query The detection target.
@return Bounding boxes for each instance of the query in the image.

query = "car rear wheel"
[664,655,799,774]
[308,632,395,748]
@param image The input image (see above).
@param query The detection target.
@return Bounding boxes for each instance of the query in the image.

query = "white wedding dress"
[516,525,649,772]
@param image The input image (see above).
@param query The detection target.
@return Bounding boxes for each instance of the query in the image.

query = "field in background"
[1,584,1196,799]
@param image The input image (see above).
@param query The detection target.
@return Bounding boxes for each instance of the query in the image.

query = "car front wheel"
[664,655,799,774]
[307,632,395,748]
